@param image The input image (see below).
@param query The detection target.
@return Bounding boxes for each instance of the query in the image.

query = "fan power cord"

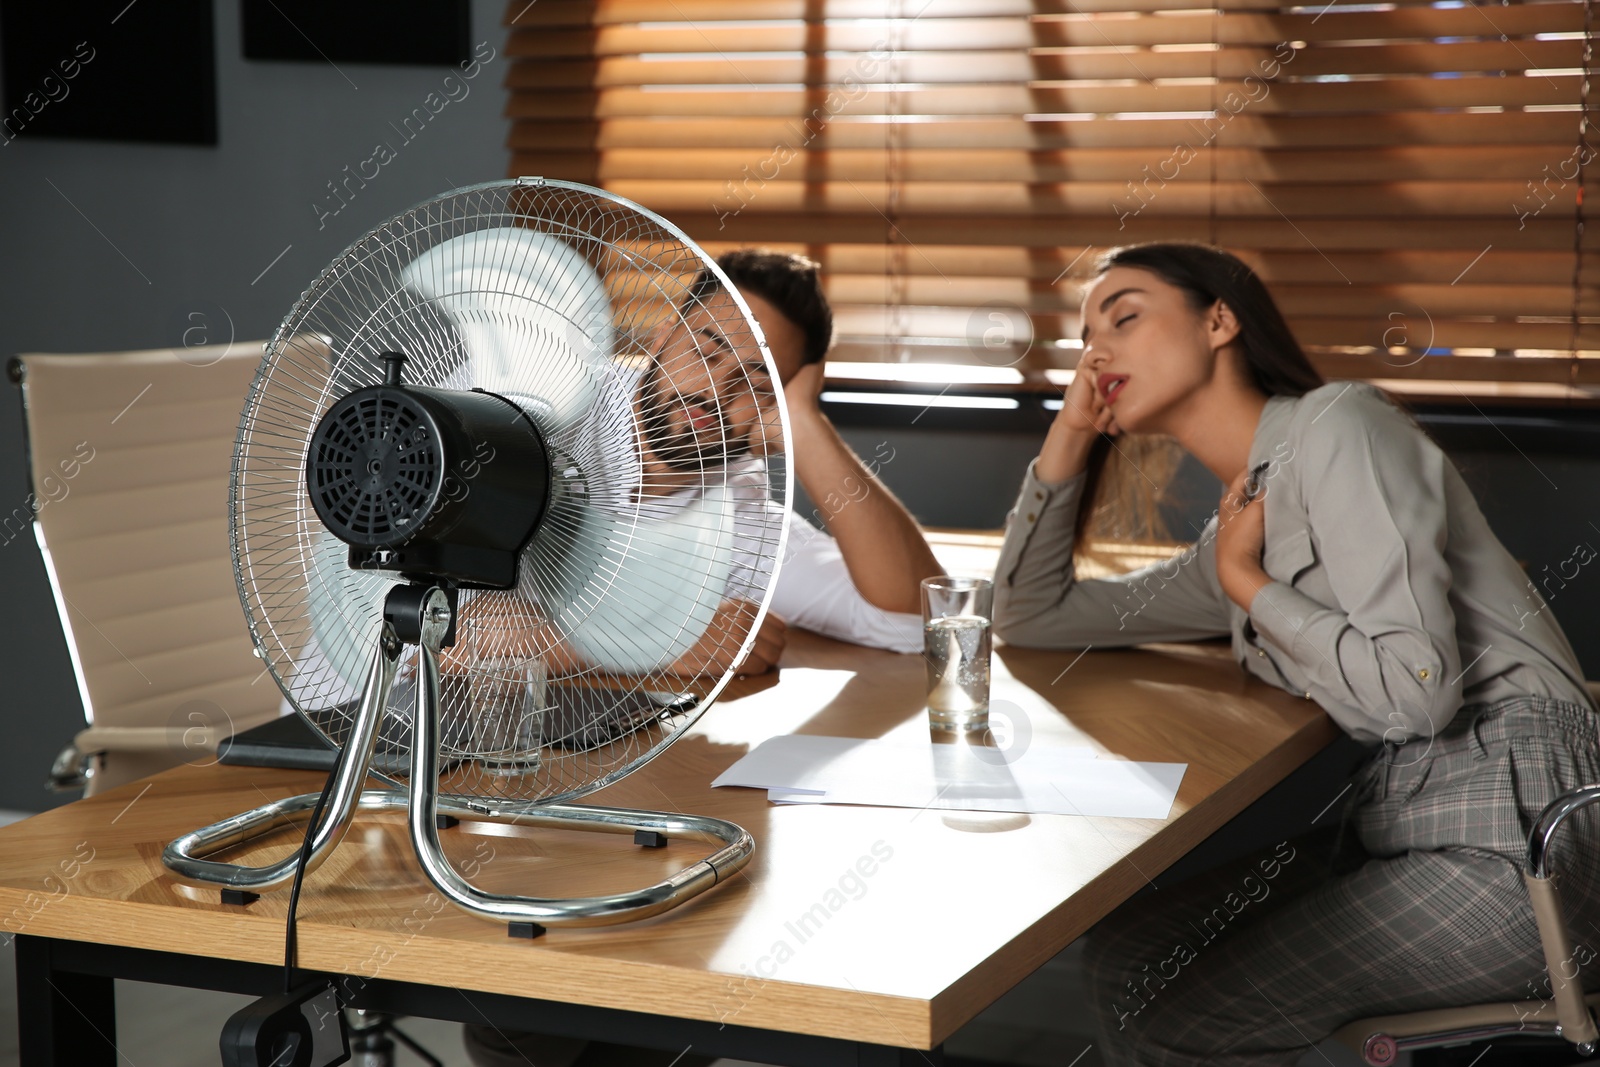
[284,755,342,994]
[218,759,351,1067]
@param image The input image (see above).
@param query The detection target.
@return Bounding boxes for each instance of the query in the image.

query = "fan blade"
[400,228,612,430]
[547,488,736,675]
[300,527,390,704]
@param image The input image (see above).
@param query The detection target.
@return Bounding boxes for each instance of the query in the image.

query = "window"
[504,0,1597,402]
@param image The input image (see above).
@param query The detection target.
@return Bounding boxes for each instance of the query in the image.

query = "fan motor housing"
[306,378,550,588]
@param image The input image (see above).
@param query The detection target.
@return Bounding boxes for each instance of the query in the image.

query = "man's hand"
[1215,465,1270,611]
[443,600,585,676]
[752,361,825,458]
[668,598,788,677]
[737,606,788,676]
[783,361,826,417]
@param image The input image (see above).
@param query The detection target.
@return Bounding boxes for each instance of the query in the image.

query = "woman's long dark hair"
[1074,243,1326,550]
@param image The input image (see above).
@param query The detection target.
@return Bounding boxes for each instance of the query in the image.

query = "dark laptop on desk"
[218,710,417,775]
[218,683,699,772]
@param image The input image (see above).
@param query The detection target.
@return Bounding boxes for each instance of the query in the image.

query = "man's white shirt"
[585,362,923,655]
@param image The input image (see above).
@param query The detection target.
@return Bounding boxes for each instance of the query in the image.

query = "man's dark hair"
[686,249,833,365]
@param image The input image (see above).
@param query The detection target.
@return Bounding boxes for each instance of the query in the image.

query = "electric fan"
[162,178,791,929]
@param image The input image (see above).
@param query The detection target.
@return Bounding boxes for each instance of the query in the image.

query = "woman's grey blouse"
[992,381,1594,744]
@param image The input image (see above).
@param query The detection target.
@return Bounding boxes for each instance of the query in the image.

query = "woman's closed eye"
[1115,312,1137,328]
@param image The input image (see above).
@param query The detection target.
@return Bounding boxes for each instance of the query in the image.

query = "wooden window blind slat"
[663,211,1596,251]
[515,145,1583,184]
[506,6,1578,57]
[509,78,1579,119]
[508,41,1583,89]
[694,243,1585,286]
[597,179,1573,219]
[510,0,1475,27]
[817,277,1582,318]
[513,113,1589,151]
[824,307,1600,350]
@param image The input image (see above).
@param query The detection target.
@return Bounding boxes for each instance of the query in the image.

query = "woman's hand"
[1215,465,1271,612]
[1035,364,1120,483]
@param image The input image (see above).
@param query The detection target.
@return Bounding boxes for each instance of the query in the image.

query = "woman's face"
[1077,265,1236,435]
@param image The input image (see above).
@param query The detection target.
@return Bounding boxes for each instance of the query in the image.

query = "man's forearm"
[792,410,943,614]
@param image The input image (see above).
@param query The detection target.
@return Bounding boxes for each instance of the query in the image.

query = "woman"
[993,242,1600,1065]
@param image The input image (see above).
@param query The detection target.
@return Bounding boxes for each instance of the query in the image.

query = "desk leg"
[15,935,120,1067]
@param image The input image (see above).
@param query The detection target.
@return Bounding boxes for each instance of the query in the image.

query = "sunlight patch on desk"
[694,668,858,744]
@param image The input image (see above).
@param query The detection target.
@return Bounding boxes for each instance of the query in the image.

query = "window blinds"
[505,0,1596,393]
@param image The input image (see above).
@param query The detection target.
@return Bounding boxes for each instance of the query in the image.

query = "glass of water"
[462,615,546,777]
[921,576,993,732]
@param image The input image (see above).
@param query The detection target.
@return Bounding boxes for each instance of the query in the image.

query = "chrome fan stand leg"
[162,624,404,892]
[406,589,755,928]
[347,1009,444,1067]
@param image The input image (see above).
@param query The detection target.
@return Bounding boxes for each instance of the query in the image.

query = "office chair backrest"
[13,340,281,794]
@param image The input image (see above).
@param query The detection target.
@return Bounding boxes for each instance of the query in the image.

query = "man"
[555,248,940,679]
[633,248,944,674]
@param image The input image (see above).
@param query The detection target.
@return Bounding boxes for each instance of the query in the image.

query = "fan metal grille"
[231,179,791,806]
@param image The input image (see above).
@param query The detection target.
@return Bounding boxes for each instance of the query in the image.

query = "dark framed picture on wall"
[241,0,471,67]
[0,0,218,146]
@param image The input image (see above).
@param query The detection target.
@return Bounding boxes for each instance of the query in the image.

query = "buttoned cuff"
[1247,580,1323,654]
[1016,459,1088,526]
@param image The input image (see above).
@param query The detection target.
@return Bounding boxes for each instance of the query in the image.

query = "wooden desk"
[1,538,1340,1066]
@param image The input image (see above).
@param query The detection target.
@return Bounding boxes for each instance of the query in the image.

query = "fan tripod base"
[162,586,753,928]
[165,787,753,928]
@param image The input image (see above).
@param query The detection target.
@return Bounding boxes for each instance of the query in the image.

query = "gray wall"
[0,0,511,812]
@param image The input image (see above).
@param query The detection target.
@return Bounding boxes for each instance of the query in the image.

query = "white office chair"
[11,339,283,795]
[1332,682,1600,1065]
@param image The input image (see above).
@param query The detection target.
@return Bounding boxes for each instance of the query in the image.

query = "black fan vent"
[308,391,442,545]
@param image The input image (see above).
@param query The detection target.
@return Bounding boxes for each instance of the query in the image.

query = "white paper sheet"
[712,736,1186,819]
